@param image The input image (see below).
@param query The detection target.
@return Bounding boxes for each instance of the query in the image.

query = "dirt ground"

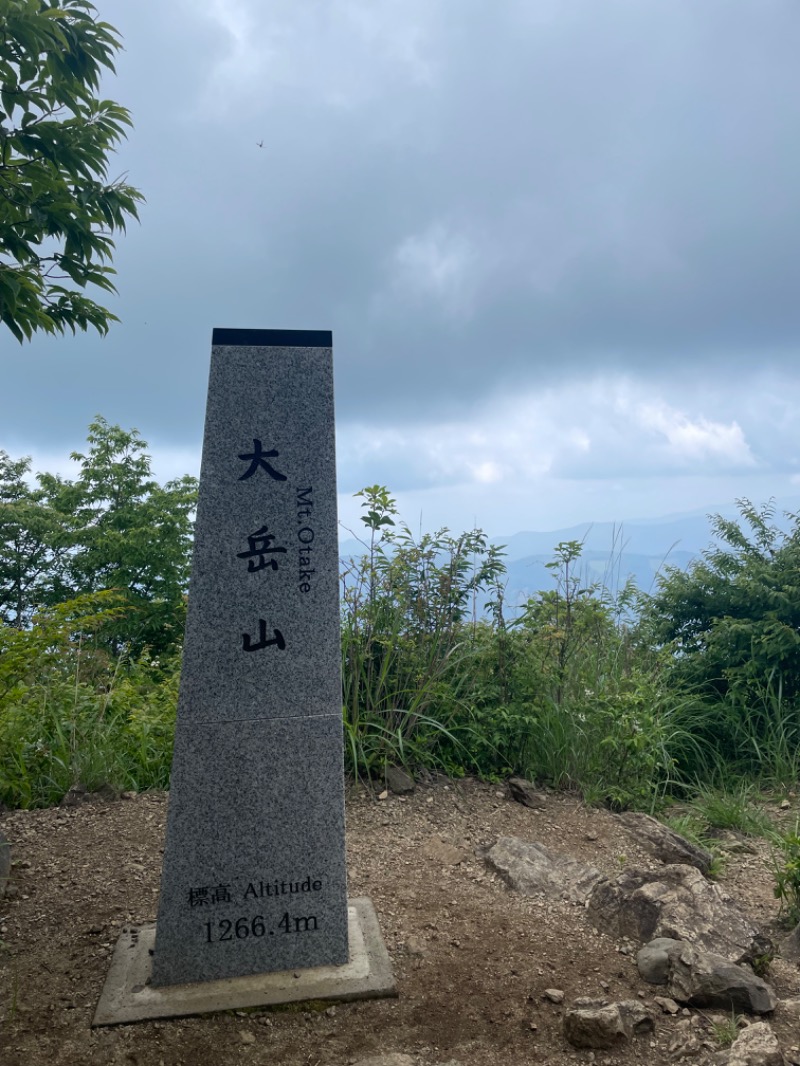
[2,777,800,1066]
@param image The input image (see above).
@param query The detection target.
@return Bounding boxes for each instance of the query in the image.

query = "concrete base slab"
[93,897,395,1026]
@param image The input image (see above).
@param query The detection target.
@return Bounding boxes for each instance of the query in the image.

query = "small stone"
[406,936,426,956]
[544,988,565,1004]
[60,784,88,807]
[120,790,138,801]
[653,996,680,1015]
[385,767,415,795]
[377,790,388,801]
[781,799,791,810]
[239,1030,256,1044]
[507,777,546,809]
[563,1000,626,1049]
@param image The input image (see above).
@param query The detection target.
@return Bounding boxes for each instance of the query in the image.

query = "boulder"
[636,938,777,1015]
[587,863,772,964]
[716,1021,786,1066]
[618,812,714,874]
[507,777,546,809]
[0,831,10,898]
[486,837,604,904]
[563,997,654,1049]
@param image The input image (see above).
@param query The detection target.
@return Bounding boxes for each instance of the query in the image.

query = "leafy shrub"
[0,594,180,808]
[646,499,800,702]
[772,820,800,926]
[340,486,506,778]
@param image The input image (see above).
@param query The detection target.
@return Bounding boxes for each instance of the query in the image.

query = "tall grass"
[4,488,800,813]
[0,594,179,808]
[340,486,505,778]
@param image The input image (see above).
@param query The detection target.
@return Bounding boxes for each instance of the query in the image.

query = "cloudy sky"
[3,0,800,539]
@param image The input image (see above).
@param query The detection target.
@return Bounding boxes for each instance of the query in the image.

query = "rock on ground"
[486,836,604,903]
[618,811,714,874]
[715,1021,786,1066]
[385,767,415,795]
[563,997,654,1049]
[587,863,772,964]
[506,777,546,809]
[637,938,777,1015]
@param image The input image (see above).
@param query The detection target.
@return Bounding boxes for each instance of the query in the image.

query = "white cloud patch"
[335,372,795,535]
[636,402,754,467]
[619,394,756,469]
[337,376,761,498]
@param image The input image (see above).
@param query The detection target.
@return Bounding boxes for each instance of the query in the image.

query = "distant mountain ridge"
[339,498,800,612]
[492,514,723,607]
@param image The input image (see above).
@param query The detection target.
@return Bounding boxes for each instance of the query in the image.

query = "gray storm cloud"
[4,0,799,455]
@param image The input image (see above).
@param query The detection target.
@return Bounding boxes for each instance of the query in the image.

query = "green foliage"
[0,448,71,626]
[0,418,197,653]
[709,1012,742,1049]
[647,500,800,703]
[771,820,800,926]
[341,486,506,778]
[7,477,800,816]
[642,499,800,786]
[711,673,800,789]
[689,781,773,837]
[0,0,143,340]
[468,541,702,808]
[340,491,696,808]
[662,810,726,877]
[0,591,179,807]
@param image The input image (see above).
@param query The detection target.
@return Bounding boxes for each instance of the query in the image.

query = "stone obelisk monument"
[150,329,349,985]
[93,330,393,1024]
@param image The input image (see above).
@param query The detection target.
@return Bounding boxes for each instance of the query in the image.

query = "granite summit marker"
[151,328,348,985]
[94,330,394,1025]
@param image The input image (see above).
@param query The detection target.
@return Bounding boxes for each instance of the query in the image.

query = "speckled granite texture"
[152,715,348,985]
[176,339,340,723]
[152,332,348,987]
